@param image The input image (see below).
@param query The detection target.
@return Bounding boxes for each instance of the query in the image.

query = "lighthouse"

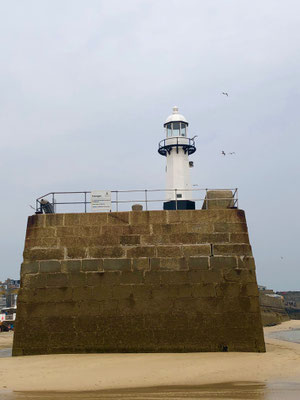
[158,106,196,210]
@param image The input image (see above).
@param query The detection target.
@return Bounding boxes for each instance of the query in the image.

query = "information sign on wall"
[91,190,112,212]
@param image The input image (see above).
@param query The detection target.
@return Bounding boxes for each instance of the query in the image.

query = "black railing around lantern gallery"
[35,188,238,214]
[158,137,196,156]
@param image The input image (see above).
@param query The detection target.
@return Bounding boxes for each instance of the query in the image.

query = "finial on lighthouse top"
[164,106,188,126]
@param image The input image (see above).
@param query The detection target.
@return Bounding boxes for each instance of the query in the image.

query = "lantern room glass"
[166,122,187,137]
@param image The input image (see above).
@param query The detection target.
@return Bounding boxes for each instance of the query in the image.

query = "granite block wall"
[13,209,265,355]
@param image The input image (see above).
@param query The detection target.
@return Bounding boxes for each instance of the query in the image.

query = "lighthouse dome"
[164,106,188,126]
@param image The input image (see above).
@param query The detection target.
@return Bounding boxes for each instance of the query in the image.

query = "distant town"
[0,278,20,331]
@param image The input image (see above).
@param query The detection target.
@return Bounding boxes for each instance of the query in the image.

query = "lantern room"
[164,106,188,137]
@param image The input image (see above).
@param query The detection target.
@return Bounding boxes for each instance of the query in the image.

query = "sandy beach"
[0,320,299,393]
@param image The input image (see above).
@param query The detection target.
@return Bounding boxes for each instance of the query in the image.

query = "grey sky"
[0,0,299,290]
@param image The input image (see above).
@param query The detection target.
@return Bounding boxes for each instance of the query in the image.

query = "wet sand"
[0,320,300,394]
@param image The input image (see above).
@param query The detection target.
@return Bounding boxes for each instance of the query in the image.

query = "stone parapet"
[13,209,265,355]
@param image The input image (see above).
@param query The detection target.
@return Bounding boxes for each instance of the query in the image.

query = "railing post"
[84,192,87,213]
[52,193,54,207]
[145,189,148,211]
[175,189,178,210]
[116,191,119,212]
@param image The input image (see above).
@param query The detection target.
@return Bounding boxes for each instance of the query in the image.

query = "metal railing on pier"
[35,188,238,214]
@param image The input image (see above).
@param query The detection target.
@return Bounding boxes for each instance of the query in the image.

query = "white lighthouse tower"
[158,106,196,210]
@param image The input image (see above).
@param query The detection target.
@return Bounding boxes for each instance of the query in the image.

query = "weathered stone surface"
[61,260,81,273]
[21,262,39,275]
[126,246,156,258]
[23,248,64,262]
[103,258,131,271]
[188,257,209,270]
[40,261,61,273]
[202,190,234,210]
[82,259,103,272]
[13,209,265,355]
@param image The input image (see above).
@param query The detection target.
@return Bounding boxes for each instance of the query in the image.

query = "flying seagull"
[222,92,229,96]
[221,151,226,156]
[229,152,236,155]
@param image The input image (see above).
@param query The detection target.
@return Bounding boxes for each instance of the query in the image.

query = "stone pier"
[13,209,265,355]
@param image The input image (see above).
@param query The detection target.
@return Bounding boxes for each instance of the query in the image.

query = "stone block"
[120,271,144,284]
[40,261,61,273]
[67,273,87,287]
[182,245,211,257]
[107,212,130,225]
[159,257,187,271]
[45,214,64,227]
[79,213,108,225]
[112,285,134,299]
[156,246,182,257]
[169,233,200,244]
[22,273,47,289]
[237,256,256,270]
[93,285,113,300]
[89,246,124,258]
[202,190,234,210]
[61,260,81,273]
[241,283,259,297]
[191,283,216,297]
[126,246,156,258]
[188,269,223,284]
[120,235,141,245]
[215,282,241,297]
[21,262,39,275]
[23,248,64,262]
[27,214,45,228]
[152,223,187,235]
[186,223,214,234]
[72,286,94,301]
[130,211,167,225]
[46,273,68,287]
[210,256,237,270]
[132,204,143,211]
[64,214,81,226]
[86,271,121,286]
[82,259,103,272]
[56,227,75,237]
[150,258,161,270]
[223,269,257,283]
[103,258,131,271]
[176,284,192,298]
[160,271,189,284]
[25,238,59,249]
[140,235,166,245]
[230,233,250,244]
[213,244,252,256]
[132,257,150,271]
[66,247,87,259]
[188,257,209,270]
[90,235,121,246]
[214,222,248,233]
[144,271,161,285]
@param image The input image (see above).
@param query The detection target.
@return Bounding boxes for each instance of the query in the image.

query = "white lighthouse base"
[163,200,195,210]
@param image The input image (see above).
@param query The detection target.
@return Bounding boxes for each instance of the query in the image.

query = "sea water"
[267,328,300,344]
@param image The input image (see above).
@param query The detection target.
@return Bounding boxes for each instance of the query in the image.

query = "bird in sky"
[222,92,229,96]
[221,151,226,156]
[229,152,236,155]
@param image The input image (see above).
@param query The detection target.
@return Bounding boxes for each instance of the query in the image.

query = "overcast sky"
[0,1,299,290]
